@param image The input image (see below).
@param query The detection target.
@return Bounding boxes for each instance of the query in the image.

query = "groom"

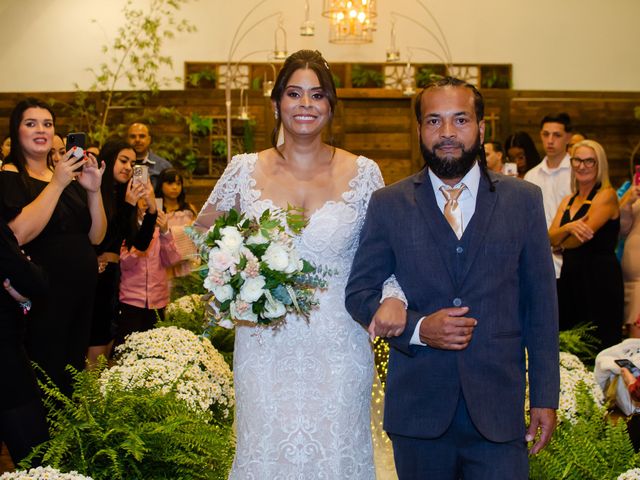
[345,77,559,479]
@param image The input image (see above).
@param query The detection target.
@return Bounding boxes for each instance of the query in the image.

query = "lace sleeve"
[381,275,408,307]
[194,155,247,230]
[355,158,407,307]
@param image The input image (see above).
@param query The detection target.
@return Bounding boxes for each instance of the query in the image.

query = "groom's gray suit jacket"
[345,168,560,443]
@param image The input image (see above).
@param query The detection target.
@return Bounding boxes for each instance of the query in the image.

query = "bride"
[196,50,405,479]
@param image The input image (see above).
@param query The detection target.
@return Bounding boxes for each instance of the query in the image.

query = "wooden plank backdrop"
[0,89,639,210]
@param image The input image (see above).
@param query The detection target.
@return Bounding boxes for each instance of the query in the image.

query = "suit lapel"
[413,170,458,290]
[458,173,499,286]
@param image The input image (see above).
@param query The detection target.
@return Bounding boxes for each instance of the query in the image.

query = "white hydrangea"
[100,327,234,417]
[618,468,640,480]
[0,466,93,479]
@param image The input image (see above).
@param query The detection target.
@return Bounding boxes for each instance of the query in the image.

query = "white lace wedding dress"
[197,153,397,480]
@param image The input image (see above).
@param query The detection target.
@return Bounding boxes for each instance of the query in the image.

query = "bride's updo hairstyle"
[270,49,338,150]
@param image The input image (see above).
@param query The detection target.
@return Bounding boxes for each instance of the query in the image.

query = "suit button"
[456,246,464,254]
[453,298,462,307]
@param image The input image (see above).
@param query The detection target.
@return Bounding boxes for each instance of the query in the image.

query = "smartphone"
[155,198,164,212]
[66,132,86,152]
[634,165,640,186]
[615,358,640,377]
[503,162,518,177]
[65,132,86,171]
[132,164,149,185]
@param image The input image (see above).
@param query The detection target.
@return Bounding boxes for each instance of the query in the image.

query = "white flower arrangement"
[191,207,327,329]
[0,466,93,479]
[163,293,206,332]
[557,352,604,422]
[526,352,603,423]
[166,293,203,317]
[618,468,640,480]
[100,326,234,417]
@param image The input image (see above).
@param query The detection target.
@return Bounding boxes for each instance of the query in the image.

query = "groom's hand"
[419,307,477,350]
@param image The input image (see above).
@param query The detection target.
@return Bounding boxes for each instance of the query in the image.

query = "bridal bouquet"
[193,207,327,329]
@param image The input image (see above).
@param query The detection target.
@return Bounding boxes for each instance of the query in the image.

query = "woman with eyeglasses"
[549,140,623,347]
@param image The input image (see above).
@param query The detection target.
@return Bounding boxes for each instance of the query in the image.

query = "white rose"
[263,299,286,319]
[203,274,217,292]
[246,231,269,245]
[283,248,303,274]
[208,247,236,272]
[212,284,234,303]
[239,275,266,303]
[216,226,244,253]
[262,242,289,271]
[230,300,258,323]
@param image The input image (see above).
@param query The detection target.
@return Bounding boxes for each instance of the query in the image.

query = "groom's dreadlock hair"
[414,77,496,192]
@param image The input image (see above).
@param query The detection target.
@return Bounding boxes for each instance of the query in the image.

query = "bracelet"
[19,299,32,315]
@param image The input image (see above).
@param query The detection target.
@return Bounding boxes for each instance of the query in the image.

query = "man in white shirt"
[524,113,573,277]
[127,122,173,189]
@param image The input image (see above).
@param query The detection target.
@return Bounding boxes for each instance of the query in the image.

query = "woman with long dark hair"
[504,131,542,177]
[195,50,405,479]
[86,140,158,364]
[0,98,106,394]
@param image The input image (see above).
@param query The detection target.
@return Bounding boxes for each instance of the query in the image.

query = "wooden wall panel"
[0,89,639,209]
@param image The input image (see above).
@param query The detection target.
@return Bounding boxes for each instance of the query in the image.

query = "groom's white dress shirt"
[410,162,481,346]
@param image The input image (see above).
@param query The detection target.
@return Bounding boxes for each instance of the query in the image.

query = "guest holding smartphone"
[0,98,106,394]
[87,141,157,365]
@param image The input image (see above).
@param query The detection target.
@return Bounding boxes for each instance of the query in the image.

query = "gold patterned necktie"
[440,184,466,239]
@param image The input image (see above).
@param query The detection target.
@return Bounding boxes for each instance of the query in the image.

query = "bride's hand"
[368,297,407,340]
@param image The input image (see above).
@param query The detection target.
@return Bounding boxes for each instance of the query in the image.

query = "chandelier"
[322,0,377,44]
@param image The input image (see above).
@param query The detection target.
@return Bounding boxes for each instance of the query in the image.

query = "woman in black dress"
[549,139,623,348]
[0,98,106,394]
[87,140,157,364]
[0,220,49,465]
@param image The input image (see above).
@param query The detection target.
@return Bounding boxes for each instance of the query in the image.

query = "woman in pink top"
[114,199,182,345]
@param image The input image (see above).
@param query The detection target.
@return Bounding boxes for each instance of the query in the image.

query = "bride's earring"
[274,110,279,120]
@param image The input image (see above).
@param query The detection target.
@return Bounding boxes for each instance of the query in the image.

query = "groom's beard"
[420,132,482,180]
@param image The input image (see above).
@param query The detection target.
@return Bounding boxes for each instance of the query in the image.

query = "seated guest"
[0,98,107,394]
[87,141,157,365]
[504,131,541,177]
[595,340,640,450]
[127,122,172,188]
[620,179,640,337]
[549,140,623,348]
[0,219,48,465]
